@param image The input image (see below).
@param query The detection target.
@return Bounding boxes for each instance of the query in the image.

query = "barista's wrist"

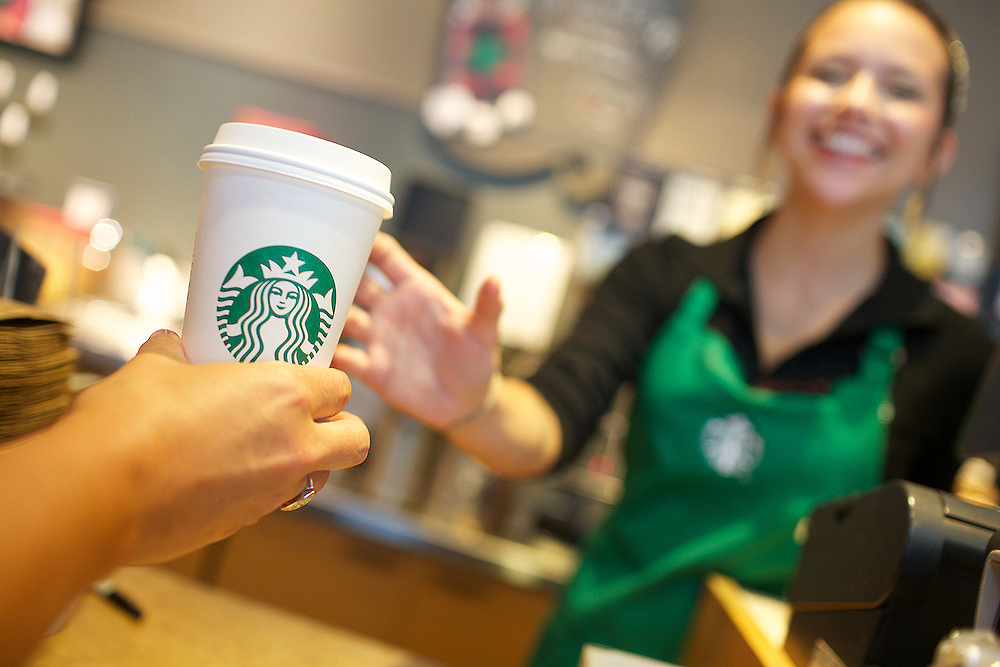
[442,373,502,431]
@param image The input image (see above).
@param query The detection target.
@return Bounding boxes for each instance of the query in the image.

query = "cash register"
[783,480,1000,667]
[784,342,1000,666]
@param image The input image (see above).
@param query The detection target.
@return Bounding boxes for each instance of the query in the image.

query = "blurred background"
[2,2,1000,665]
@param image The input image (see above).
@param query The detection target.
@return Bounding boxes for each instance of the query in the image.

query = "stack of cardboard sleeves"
[0,299,75,442]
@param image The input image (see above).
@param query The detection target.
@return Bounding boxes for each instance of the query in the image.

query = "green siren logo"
[217,246,336,364]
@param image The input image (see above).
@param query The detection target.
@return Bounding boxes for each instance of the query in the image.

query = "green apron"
[529,278,902,666]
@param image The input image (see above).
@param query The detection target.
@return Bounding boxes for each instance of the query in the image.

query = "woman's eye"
[810,66,848,84]
[884,80,922,100]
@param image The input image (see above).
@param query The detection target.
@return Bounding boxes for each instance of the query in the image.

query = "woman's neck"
[749,198,890,373]
[758,192,889,277]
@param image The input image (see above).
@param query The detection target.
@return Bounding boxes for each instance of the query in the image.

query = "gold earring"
[901,189,948,280]
[903,190,925,229]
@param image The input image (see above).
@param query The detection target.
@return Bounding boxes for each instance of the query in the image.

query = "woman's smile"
[817,129,880,161]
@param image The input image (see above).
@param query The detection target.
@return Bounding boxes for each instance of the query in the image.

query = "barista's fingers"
[341,307,372,345]
[331,342,371,379]
[353,271,388,310]
[136,329,188,363]
[369,232,425,284]
[468,276,503,344]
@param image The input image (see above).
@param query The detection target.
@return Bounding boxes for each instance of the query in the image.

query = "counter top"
[308,486,579,590]
[26,566,442,667]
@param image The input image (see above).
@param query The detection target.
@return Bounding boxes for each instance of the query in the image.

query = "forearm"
[444,376,562,478]
[0,417,130,665]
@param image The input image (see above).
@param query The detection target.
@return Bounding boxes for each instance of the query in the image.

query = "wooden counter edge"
[682,573,796,667]
[25,565,443,667]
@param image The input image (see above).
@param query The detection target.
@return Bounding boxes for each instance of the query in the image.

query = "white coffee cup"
[182,122,393,366]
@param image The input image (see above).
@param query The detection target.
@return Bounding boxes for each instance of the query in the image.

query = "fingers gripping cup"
[182,123,393,366]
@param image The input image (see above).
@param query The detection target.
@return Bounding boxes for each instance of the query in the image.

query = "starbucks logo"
[699,413,764,481]
[216,246,336,364]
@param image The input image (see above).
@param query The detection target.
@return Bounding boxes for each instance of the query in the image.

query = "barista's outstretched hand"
[333,232,503,430]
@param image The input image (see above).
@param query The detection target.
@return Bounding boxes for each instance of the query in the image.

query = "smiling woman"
[753,0,962,371]
[331,1,997,664]
[770,0,959,219]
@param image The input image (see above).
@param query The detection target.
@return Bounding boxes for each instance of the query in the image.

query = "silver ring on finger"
[280,474,317,512]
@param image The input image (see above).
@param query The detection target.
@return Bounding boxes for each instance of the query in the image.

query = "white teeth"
[823,132,873,158]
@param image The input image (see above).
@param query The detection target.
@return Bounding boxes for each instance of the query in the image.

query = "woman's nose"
[835,71,881,118]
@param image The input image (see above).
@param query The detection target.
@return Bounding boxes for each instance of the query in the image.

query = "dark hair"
[777,0,969,128]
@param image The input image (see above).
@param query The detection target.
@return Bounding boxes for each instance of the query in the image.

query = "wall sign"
[0,0,88,58]
[422,0,686,189]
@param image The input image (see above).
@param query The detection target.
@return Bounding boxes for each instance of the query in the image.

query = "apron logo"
[216,246,336,364]
[699,413,764,480]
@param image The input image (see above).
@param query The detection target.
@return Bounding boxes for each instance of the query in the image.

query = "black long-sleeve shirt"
[528,220,995,490]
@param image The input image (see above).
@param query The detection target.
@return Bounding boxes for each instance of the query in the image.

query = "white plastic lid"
[198,122,394,218]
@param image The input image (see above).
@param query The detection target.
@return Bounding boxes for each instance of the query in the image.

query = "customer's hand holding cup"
[180,122,393,512]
